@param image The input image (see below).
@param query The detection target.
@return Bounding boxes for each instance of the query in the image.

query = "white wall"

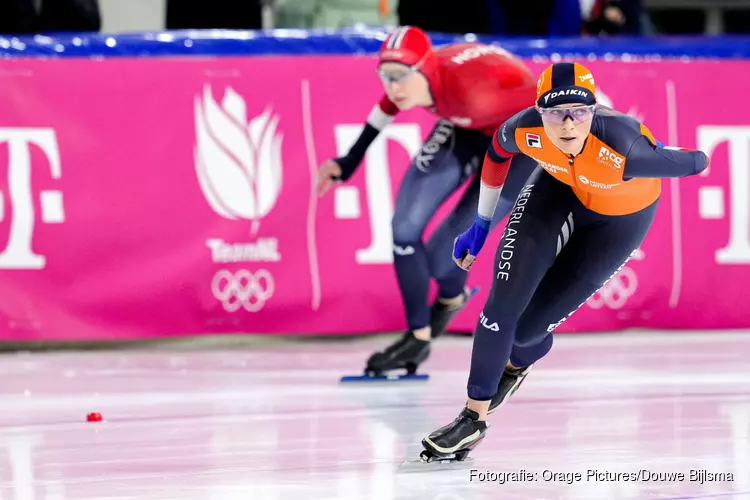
[99,0,166,33]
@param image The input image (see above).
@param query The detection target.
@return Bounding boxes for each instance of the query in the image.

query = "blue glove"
[453,215,490,268]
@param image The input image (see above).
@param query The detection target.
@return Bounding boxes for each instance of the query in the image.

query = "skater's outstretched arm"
[622,135,709,179]
[316,95,399,196]
[590,118,709,180]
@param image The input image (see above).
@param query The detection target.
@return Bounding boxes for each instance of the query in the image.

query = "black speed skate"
[365,331,430,376]
[488,365,533,414]
[420,408,488,463]
[429,287,477,339]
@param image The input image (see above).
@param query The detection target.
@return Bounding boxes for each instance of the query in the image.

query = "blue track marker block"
[340,373,429,383]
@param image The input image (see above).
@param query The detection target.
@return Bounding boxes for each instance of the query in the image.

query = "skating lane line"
[666,79,683,308]
[301,79,322,310]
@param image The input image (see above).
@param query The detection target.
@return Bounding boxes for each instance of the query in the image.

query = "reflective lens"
[538,105,596,124]
[377,62,420,85]
[377,68,413,85]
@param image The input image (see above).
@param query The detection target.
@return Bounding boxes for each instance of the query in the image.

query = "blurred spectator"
[276,0,395,29]
[0,0,100,34]
[397,0,490,34]
[723,10,750,34]
[394,0,583,36]
[166,0,263,30]
[582,0,643,34]
[486,0,583,36]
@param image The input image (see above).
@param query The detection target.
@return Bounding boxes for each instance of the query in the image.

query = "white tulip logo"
[194,85,284,233]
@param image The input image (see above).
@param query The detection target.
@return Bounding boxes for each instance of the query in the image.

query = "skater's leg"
[463,169,577,419]
[508,334,553,368]
[421,170,578,459]
[390,125,489,340]
[425,155,538,338]
[513,198,660,353]
[420,174,483,339]
[366,122,480,374]
[390,120,467,335]
[486,199,658,413]
[484,334,552,414]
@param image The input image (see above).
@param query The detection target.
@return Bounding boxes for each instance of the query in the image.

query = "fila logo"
[598,146,624,168]
[479,311,500,332]
[526,133,542,149]
[393,244,415,256]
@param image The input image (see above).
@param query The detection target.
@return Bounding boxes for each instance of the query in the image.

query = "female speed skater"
[417,61,709,462]
[316,26,539,377]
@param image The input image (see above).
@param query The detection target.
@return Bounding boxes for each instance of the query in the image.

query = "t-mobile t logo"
[0,129,64,269]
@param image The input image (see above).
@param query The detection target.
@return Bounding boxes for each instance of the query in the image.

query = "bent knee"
[514,317,556,347]
[426,242,459,279]
[512,335,543,349]
[391,217,424,244]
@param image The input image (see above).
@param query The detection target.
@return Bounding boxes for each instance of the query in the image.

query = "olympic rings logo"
[211,269,275,313]
[587,266,638,310]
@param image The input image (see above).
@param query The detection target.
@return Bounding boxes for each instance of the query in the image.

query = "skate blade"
[340,373,429,383]
[398,456,475,473]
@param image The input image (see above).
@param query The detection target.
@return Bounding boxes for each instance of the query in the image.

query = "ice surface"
[0,330,749,500]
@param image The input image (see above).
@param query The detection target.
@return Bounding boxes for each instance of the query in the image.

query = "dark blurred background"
[0,0,748,36]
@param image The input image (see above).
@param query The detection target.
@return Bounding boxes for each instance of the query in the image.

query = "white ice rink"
[1,330,749,500]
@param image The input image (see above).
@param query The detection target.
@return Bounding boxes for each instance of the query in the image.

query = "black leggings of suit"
[391,120,537,330]
[467,166,659,400]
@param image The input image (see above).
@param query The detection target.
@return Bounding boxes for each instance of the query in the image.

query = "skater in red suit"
[316,26,539,377]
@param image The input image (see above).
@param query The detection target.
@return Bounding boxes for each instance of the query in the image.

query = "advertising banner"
[0,56,747,339]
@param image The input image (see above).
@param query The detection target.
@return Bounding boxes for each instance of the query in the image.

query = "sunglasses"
[377,64,420,84]
[376,51,429,85]
[537,105,597,124]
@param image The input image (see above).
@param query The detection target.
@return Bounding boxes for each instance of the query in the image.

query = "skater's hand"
[453,216,490,271]
[316,159,343,197]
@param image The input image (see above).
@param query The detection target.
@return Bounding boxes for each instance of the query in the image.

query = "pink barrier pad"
[0,57,747,340]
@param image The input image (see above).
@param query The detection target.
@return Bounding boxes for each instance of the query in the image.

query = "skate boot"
[420,407,488,462]
[365,331,430,376]
[429,287,476,339]
[488,364,533,414]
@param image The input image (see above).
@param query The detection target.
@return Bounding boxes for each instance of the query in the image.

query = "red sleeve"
[481,130,517,188]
